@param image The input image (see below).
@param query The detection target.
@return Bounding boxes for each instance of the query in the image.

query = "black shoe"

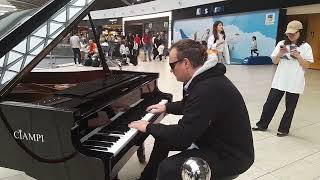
[252,126,267,131]
[276,132,288,137]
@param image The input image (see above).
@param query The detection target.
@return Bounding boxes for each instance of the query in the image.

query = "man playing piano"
[129,39,254,180]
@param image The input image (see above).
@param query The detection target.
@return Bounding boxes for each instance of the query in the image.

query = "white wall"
[90,0,225,19]
[286,4,320,15]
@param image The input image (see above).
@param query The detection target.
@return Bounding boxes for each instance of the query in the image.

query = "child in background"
[120,41,130,65]
[157,43,165,61]
[251,36,259,56]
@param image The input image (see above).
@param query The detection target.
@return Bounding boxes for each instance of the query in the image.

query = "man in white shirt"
[70,32,81,65]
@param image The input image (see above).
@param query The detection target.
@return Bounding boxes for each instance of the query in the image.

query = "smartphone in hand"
[290,45,297,58]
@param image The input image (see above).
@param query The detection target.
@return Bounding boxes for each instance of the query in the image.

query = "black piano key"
[85,145,109,151]
[90,134,119,142]
[107,130,125,135]
[83,140,113,147]
[89,134,121,142]
[112,125,130,132]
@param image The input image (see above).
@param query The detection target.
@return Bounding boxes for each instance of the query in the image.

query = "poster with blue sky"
[173,9,280,64]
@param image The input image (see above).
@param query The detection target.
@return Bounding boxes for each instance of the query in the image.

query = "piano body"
[0,0,172,180]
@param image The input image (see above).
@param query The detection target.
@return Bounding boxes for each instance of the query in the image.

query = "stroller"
[119,43,130,65]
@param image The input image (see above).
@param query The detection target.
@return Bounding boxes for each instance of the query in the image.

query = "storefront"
[172,0,320,68]
[123,11,172,47]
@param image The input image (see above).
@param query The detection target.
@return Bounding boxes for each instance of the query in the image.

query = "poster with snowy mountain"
[173,9,279,64]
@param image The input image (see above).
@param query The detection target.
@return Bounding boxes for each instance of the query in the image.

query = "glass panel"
[49,22,63,35]
[68,7,82,20]
[1,71,17,84]
[24,56,35,67]
[0,56,5,67]
[50,28,64,39]
[72,0,86,7]
[7,51,23,64]
[12,39,27,53]
[0,0,93,92]
[0,9,37,40]
[34,25,48,38]
[8,59,23,72]
[46,39,53,45]
[53,9,67,23]
[29,36,44,50]
[30,43,45,55]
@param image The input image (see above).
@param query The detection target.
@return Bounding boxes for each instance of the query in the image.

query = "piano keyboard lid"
[0,0,128,99]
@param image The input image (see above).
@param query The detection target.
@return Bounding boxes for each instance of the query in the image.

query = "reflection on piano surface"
[0,0,172,180]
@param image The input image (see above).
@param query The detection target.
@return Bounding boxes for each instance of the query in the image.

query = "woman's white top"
[207,33,230,64]
[271,40,314,94]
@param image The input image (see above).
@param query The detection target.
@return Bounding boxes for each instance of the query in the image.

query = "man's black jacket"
[146,63,254,165]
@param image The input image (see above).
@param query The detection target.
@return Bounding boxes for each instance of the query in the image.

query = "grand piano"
[0,0,171,180]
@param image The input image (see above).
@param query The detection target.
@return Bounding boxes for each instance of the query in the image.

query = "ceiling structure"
[0,0,154,11]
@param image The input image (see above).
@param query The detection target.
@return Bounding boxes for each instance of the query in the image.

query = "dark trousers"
[72,48,81,64]
[251,49,259,56]
[257,88,300,133]
[140,139,251,180]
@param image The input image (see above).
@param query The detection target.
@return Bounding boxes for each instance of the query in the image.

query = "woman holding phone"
[207,21,230,64]
[252,20,314,137]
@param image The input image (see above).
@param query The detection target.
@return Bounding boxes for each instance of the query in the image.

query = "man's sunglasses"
[169,59,183,69]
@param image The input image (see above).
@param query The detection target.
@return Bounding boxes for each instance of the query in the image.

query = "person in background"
[70,32,81,65]
[119,40,130,65]
[134,34,141,48]
[129,39,254,180]
[157,43,165,61]
[251,36,259,56]
[87,39,97,58]
[252,20,314,137]
[201,28,211,43]
[152,34,159,60]
[131,34,141,66]
[207,21,230,64]
[107,33,115,58]
[126,32,135,56]
[142,29,152,61]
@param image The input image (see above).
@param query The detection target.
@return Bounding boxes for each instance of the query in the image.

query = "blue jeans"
[143,44,152,61]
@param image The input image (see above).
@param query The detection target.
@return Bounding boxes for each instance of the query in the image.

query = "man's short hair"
[170,39,208,68]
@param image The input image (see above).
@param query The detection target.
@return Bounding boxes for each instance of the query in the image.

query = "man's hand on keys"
[146,104,166,114]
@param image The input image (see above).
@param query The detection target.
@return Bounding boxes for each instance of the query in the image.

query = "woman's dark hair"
[212,21,226,43]
[170,39,208,68]
[252,36,256,40]
[284,30,305,47]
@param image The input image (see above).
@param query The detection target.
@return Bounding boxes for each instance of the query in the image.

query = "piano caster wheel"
[137,144,146,164]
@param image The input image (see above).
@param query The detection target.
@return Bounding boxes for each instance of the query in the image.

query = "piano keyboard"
[83,99,168,156]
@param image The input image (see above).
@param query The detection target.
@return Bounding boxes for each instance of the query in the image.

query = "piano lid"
[0,0,125,98]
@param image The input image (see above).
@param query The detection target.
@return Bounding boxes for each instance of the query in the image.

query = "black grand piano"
[0,0,171,180]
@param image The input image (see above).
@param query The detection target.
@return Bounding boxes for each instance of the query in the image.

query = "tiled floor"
[1,58,320,180]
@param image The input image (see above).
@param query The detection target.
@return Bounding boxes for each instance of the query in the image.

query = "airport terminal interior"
[0,0,320,180]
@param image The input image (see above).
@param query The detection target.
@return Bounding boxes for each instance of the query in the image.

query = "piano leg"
[137,143,146,163]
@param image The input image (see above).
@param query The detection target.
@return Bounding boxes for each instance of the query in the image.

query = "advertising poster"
[173,9,280,64]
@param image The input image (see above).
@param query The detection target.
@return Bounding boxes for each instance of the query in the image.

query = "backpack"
[92,57,100,67]
[84,58,92,66]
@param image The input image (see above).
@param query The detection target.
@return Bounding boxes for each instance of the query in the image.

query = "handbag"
[207,49,218,55]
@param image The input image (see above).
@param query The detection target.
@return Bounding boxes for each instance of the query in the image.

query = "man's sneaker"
[252,126,267,131]
[277,132,288,137]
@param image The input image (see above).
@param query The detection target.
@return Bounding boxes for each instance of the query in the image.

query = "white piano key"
[80,99,144,143]
[105,99,168,156]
